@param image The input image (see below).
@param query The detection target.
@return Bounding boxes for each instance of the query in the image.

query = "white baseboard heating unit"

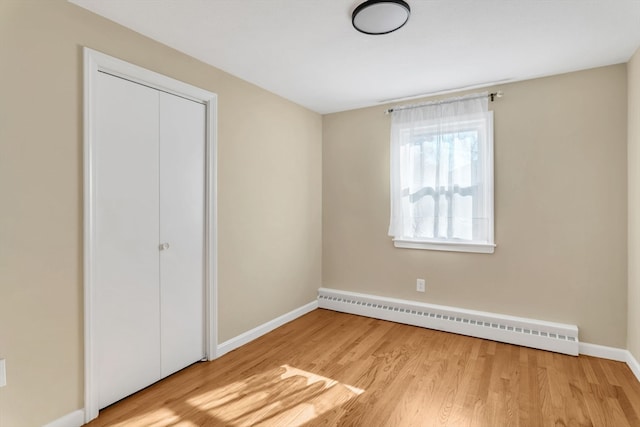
[318,287,579,356]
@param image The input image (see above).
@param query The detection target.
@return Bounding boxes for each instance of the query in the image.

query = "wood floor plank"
[84,310,640,427]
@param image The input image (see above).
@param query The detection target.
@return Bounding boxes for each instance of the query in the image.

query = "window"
[388,93,495,253]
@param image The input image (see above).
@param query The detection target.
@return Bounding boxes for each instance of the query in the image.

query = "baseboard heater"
[318,287,579,356]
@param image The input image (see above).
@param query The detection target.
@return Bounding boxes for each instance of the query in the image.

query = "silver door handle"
[159,242,170,250]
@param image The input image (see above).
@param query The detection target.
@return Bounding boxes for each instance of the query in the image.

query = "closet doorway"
[83,48,218,423]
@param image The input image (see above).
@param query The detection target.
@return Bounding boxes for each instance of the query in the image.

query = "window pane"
[452,193,472,240]
[407,129,479,240]
[414,195,434,238]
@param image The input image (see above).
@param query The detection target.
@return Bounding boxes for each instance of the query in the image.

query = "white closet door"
[159,92,206,377]
[94,72,161,409]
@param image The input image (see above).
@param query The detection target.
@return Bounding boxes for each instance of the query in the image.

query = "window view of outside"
[400,124,483,242]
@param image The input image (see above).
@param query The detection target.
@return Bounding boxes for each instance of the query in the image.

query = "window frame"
[391,111,495,254]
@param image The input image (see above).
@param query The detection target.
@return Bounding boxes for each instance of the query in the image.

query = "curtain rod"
[385,91,503,115]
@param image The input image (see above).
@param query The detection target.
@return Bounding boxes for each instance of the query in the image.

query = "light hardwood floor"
[84,309,640,426]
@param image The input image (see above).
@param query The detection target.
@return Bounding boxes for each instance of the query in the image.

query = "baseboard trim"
[579,342,628,362]
[318,287,579,356]
[216,300,318,357]
[626,350,640,383]
[42,409,85,427]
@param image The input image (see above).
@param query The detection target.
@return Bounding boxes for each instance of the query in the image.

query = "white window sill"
[393,239,496,254]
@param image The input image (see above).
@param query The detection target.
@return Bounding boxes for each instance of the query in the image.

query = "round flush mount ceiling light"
[352,0,411,35]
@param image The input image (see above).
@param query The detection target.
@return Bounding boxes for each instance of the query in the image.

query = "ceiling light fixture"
[352,0,411,35]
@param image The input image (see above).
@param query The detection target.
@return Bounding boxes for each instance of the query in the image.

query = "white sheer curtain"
[388,92,493,247]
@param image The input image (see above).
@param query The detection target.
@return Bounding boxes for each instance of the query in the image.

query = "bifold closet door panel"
[94,72,162,409]
[159,92,206,377]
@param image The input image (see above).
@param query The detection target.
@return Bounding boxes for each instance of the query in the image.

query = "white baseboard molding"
[318,287,579,356]
[626,350,640,383]
[43,409,85,427]
[216,300,318,358]
[579,342,628,362]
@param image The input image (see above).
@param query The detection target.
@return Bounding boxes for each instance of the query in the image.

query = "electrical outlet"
[416,278,425,292]
[0,358,6,387]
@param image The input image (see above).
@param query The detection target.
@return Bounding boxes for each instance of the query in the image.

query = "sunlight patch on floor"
[186,364,364,426]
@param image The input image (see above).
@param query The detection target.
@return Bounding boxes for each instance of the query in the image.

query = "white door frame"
[83,48,218,423]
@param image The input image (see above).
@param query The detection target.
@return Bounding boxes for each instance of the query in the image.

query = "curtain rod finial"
[489,91,504,102]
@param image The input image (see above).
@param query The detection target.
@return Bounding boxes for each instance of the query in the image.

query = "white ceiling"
[70,0,640,114]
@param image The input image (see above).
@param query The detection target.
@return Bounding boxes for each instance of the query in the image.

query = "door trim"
[83,48,218,423]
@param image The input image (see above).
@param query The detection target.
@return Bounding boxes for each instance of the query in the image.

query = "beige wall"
[629,48,640,362]
[323,65,628,348]
[0,1,321,426]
